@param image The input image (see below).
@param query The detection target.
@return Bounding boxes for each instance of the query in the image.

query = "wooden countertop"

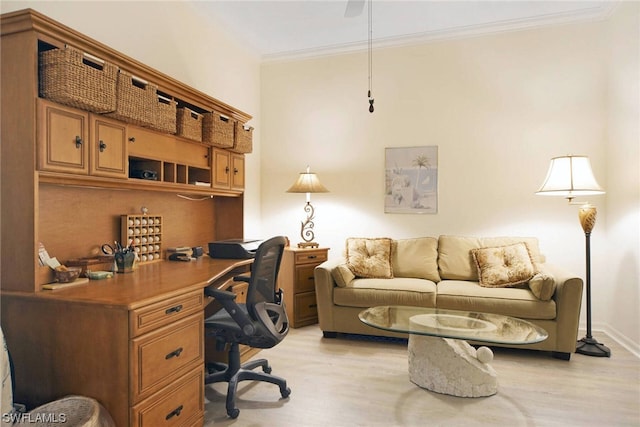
[2,257,252,310]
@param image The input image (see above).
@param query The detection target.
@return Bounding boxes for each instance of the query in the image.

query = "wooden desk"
[1,257,252,427]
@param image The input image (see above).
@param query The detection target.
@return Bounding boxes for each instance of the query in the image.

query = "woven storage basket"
[202,112,235,148]
[233,122,253,153]
[105,70,157,127]
[39,45,117,113]
[176,107,203,141]
[153,95,177,134]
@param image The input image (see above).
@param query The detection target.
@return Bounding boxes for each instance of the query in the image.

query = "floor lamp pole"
[575,204,611,357]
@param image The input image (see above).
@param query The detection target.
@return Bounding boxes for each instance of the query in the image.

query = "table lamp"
[286,166,329,248]
[536,155,610,357]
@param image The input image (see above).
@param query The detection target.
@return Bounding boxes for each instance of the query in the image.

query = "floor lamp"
[536,155,610,357]
[286,166,329,248]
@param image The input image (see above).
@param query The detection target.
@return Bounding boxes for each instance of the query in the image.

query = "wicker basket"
[202,112,235,148]
[233,122,253,153]
[176,107,202,141]
[105,70,157,127]
[152,95,177,134]
[39,45,117,113]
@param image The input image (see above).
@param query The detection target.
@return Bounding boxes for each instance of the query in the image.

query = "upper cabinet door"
[37,99,89,175]
[91,115,128,179]
[231,154,244,190]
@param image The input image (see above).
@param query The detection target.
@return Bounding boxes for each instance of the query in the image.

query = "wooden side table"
[278,247,329,328]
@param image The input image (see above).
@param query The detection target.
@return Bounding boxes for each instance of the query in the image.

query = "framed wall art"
[384,146,438,214]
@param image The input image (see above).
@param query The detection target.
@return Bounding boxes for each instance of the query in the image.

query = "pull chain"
[367,0,374,113]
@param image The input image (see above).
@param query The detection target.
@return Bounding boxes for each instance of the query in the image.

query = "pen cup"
[115,251,135,273]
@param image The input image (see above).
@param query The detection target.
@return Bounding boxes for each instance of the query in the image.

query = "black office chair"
[204,236,291,419]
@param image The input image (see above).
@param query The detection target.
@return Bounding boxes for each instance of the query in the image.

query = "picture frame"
[384,146,438,214]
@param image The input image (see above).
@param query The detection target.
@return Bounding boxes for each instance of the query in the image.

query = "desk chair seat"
[204,236,291,419]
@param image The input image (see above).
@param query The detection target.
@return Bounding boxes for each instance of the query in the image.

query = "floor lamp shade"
[536,155,610,358]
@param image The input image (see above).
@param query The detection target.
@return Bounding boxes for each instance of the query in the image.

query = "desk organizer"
[121,214,163,264]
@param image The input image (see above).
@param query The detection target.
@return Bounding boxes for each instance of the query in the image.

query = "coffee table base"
[408,335,497,397]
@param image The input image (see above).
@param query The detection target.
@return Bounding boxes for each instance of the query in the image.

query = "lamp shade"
[536,155,604,198]
[286,168,329,193]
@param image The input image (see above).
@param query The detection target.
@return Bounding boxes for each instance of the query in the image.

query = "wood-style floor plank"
[204,326,640,426]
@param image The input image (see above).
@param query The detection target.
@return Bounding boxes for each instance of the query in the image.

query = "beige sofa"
[314,236,583,360]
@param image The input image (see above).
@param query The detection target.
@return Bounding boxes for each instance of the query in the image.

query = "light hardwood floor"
[204,325,640,426]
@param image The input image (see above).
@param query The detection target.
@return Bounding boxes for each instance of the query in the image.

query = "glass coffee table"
[359,306,548,398]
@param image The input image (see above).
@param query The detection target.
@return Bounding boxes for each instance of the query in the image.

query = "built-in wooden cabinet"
[278,247,330,328]
[212,148,245,190]
[1,8,254,427]
[37,99,129,178]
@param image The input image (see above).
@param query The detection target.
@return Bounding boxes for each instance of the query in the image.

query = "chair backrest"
[246,236,287,319]
[243,236,289,347]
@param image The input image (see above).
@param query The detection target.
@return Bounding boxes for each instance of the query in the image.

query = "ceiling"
[192,1,616,61]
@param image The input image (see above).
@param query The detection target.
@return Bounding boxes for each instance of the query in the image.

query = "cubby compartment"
[129,157,161,181]
[121,214,163,264]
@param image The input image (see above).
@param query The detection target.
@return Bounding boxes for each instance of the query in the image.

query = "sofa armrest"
[314,258,344,332]
[545,263,584,353]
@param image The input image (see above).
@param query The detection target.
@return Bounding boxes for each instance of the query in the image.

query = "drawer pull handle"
[165,347,183,359]
[308,276,314,280]
[165,404,184,420]
[75,136,83,148]
[307,255,317,259]
[309,304,318,308]
[165,304,183,315]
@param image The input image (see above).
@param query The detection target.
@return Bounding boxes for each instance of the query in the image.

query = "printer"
[208,239,263,259]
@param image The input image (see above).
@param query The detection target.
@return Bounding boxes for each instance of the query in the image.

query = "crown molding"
[262,2,619,63]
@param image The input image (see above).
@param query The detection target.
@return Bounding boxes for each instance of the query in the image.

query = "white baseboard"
[579,322,640,359]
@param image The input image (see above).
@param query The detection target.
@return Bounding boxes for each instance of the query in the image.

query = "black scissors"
[101,243,118,255]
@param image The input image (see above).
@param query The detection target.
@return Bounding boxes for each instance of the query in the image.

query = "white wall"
[1,0,263,238]
[603,2,640,352]
[260,13,639,353]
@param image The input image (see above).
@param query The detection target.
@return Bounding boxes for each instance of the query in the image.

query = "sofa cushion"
[471,242,536,288]
[438,235,545,281]
[529,269,556,301]
[346,237,393,278]
[391,237,440,282]
[334,278,437,308]
[436,280,556,320]
[332,264,356,288]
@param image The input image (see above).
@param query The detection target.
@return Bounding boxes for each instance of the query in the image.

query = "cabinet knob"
[225,166,230,174]
[128,137,136,142]
[233,168,238,174]
[75,136,83,148]
[99,140,107,152]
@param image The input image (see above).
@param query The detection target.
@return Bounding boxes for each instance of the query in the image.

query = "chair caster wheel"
[281,387,291,398]
[228,408,240,419]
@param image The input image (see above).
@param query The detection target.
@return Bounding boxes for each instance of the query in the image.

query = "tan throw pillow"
[332,264,356,287]
[391,237,440,282]
[471,242,536,288]
[346,237,393,279]
[529,270,556,300]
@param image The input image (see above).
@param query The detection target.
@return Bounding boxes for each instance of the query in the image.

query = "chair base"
[205,343,291,419]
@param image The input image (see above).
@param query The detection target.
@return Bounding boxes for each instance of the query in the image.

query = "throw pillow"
[346,237,393,279]
[332,264,356,287]
[471,242,536,288]
[529,270,556,301]
[391,237,440,282]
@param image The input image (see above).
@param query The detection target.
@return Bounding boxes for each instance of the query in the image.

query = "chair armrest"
[204,286,255,335]
[233,273,251,283]
[204,287,237,301]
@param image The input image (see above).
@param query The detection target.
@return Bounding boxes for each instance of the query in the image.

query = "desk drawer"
[295,265,317,293]
[132,366,204,427]
[294,249,328,265]
[131,290,205,337]
[132,313,203,401]
[294,291,318,325]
